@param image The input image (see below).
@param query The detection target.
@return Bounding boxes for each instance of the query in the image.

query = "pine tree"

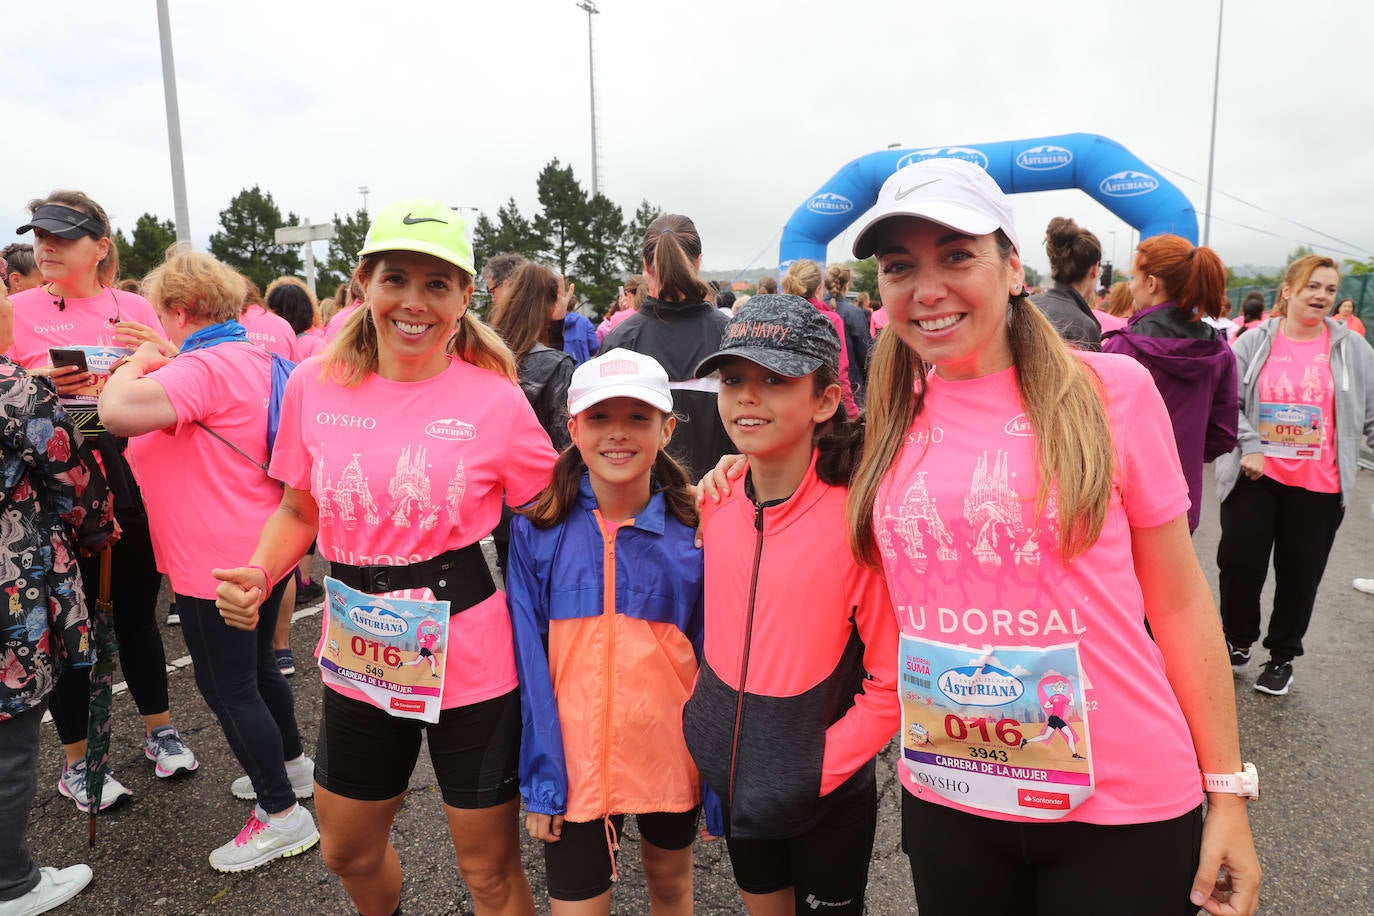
[208,186,303,289]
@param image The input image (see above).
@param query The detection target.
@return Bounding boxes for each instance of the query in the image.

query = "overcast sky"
[4,0,1371,287]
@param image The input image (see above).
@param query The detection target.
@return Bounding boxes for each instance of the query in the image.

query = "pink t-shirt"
[596,307,634,342]
[270,355,557,707]
[295,328,327,359]
[239,304,297,360]
[125,344,281,599]
[1257,327,1340,493]
[322,302,361,343]
[870,307,890,335]
[5,286,160,368]
[875,352,1201,826]
[1092,308,1126,332]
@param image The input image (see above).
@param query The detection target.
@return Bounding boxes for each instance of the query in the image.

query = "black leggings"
[902,793,1203,916]
[1217,473,1344,659]
[48,518,170,744]
[177,584,303,814]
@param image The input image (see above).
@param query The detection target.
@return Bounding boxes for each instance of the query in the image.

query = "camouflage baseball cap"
[694,293,840,379]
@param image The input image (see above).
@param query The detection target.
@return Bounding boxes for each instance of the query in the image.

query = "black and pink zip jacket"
[682,450,900,841]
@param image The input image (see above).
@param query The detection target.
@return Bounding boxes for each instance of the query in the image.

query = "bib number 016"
[351,635,402,669]
[944,715,1024,747]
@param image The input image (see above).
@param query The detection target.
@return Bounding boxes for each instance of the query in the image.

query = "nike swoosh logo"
[402,214,448,225]
[894,178,941,201]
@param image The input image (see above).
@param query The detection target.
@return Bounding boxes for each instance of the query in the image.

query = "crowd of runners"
[5,160,1372,916]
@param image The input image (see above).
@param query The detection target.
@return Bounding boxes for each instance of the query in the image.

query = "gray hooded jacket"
[1216,316,1374,506]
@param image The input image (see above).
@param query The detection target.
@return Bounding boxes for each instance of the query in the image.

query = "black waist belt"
[330,543,496,614]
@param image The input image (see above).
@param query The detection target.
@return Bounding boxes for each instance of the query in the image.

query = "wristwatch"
[1201,762,1259,799]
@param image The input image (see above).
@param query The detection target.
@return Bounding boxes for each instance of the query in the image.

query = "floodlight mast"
[576,0,601,196]
[156,0,191,245]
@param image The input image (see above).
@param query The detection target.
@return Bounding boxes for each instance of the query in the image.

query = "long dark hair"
[643,214,709,305]
[519,426,699,530]
[812,363,864,486]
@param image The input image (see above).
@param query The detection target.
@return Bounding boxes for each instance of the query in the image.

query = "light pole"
[575,0,601,196]
[1203,0,1225,247]
[156,0,191,245]
[358,186,370,214]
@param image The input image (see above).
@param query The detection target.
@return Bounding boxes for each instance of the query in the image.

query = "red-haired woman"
[1102,234,1238,531]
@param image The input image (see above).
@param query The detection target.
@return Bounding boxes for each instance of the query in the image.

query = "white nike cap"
[851,157,1020,259]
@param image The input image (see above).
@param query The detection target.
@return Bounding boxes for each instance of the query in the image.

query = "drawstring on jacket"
[603,815,620,884]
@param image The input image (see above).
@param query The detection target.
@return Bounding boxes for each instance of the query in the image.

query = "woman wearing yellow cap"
[216,200,557,915]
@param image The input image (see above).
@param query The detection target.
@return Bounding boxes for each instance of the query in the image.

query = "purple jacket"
[1102,303,1238,531]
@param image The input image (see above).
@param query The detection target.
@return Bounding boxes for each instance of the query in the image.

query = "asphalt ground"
[20,464,1374,914]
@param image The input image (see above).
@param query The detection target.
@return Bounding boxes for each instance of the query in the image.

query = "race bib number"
[320,577,450,723]
[900,636,1094,819]
[1257,402,1323,460]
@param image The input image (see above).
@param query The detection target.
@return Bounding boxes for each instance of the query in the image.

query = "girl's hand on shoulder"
[212,567,266,631]
[1191,797,1260,916]
[525,812,564,843]
[697,454,747,504]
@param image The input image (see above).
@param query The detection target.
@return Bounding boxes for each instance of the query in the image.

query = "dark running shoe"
[1254,658,1293,696]
[1227,641,1251,670]
[275,649,295,677]
[295,579,324,605]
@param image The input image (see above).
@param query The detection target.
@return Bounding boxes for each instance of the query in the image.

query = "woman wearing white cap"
[7,190,198,812]
[215,199,555,916]
[844,158,1260,915]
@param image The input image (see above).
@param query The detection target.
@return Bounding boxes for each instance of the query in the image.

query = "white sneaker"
[142,725,198,778]
[1354,578,1374,594]
[230,755,314,801]
[0,864,93,916]
[208,805,319,873]
[56,760,131,813]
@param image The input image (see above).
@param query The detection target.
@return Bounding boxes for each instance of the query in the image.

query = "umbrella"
[85,548,118,847]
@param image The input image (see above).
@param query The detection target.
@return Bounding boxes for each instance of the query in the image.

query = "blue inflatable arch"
[778,132,1197,270]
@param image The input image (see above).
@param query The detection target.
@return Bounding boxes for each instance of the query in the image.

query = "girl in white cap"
[847,157,1259,916]
[215,199,557,916]
[508,347,704,916]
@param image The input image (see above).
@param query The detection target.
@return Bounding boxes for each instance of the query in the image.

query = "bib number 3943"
[899,635,1094,819]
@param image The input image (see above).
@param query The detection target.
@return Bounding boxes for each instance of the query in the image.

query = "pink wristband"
[247,565,274,594]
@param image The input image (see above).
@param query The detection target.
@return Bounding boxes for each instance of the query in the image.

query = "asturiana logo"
[1016,145,1073,171]
[1099,170,1159,197]
[806,192,854,215]
[424,419,476,441]
[898,147,990,170]
[937,663,1025,708]
[348,605,409,638]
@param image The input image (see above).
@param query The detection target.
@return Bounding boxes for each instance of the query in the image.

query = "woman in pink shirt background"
[846,157,1259,916]
[99,249,318,873]
[215,199,555,916]
[8,189,198,812]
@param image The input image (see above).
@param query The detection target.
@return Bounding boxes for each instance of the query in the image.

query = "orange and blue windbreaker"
[508,473,705,821]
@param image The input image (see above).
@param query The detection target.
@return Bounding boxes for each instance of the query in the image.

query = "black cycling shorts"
[724,776,876,914]
[316,687,520,808]
[544,808,700,901]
